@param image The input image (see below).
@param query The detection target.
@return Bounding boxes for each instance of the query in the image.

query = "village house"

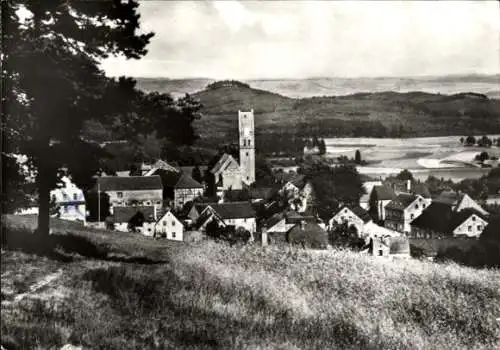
[95,176,163,212]
[328,205,372,233]
[368,235,410,259]
[434,190,489,216]
[196,202,257,235]
[384,193,432,233]
[263,211,322,244]
[210,153,243,193]
[112,205,156,234]
[49,176,86,223]
[155,210,184,241]
[411,203,488,238]
[369,185,397,221]
[150,168,204,210]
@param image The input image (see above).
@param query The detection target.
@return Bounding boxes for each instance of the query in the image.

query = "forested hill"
[185,80,500,143]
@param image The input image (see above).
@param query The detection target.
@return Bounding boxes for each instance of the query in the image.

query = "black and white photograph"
[1,0,499,349]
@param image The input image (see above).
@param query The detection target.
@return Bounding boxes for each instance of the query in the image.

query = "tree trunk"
[35,154,51,237]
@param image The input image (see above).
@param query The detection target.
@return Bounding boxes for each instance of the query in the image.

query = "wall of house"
[456,195,488,215]
[329,208,365,233]
[224,217,256,234]
[402,197,432,232]
[221,169,243,190]
[155,212,184,241]
[453,215,487,238]
[56,203,86,223]
[371,238,390,257]
[173,188,204,210]
[115,223,129,232]
[385,209,404,232]
[377,199,392,221]
[140,222,156,237]
[107,189,163,208]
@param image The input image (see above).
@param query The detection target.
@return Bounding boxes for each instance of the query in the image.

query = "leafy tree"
[368,188,379,221]
[318,138,327,155]
[3,1,154,237]
[355,150,362,164]
[475,151,489,163]
[395,169,414,181]
[192,166,203,184]
[1,154,32,213]
[460,137,464,145]
[477,135,492,148]
[465,136,476,146]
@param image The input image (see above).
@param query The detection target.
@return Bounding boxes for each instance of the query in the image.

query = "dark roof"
[206,202,255,219]
[179,165,208,175]
[386,193,419,211]
[372,185,397,201]
[289,174,306,188]
[285,211,316,224]
[434,190,465,205]
[336,205,371,223]
[210,153,239,175]
[113,206,155,223]
[249,187,278,200]
[96,176,162,191]
[412,183,431,199]
[152,169,202,189]
[265,212,286,228]
[411,203,487,234]
[286,222,328,249]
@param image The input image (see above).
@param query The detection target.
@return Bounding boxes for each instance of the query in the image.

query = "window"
[172,232,176,238]
[423,204,426,209]
[246,152,249,156]
[248,140,251,146]
[468,226,472,232]
[163,221,167,226]
[172,221,176,226]
[471,216,476,221]
[378,250,383,256]
[117,192,123,198]
[410,214,414,220]
[64,206,68,213]
[51,194,56,202]
[415,204,419,209]
[477,225,482,231]
[73,193,78,201]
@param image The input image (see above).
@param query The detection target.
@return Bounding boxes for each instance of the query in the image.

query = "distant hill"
[136,75,500,99]
[135,77,500,144]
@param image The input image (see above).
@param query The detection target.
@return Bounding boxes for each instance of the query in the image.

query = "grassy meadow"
[2,215,500,349]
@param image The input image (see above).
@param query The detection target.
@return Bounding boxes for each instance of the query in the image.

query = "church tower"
[238,109,255,185]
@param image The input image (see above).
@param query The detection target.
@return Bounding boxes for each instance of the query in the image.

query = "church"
[210,110,256,195]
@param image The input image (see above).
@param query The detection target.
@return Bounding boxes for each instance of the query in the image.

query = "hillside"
[2,215,500,349]
[185,81,500,145]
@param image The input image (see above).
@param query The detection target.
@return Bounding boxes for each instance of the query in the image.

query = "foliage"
[477,135,493,148]
[2,0,154,236]
[465,135,476,146]
[395,169,414,181]
[475,151,489,162]
[436,241,500,268]
[304,162,365,220]
[191,166,203,184]
[86,192,111,222]
[206,80,250,89]
[328,222,365,250]
[1,154,33,213]
[355,150,362,164]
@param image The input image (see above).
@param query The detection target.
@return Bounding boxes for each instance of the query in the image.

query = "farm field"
[2,215,500,349]
[325,135,500,181]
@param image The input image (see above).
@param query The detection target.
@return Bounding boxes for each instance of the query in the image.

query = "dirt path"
[5,268,64,304]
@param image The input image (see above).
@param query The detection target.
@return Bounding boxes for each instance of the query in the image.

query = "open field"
[323,136,500,181]
[2,214,500,349]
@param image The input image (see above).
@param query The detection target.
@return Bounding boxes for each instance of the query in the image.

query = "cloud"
[99,0,500,79]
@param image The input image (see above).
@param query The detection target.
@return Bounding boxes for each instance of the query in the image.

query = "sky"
[100,0,500,80]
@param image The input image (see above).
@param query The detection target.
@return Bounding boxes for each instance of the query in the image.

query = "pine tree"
[355,150,362,164]
[3,0,153,237]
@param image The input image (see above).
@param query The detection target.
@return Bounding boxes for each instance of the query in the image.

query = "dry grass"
[1,215,500,349]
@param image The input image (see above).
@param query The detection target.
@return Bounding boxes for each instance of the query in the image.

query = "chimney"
[261,224,268,247]
[407,179,411,192]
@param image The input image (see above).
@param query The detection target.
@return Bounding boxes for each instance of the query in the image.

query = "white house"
[50,176,86,223]
[328,205,372,233]
[155,210,184,241]
[384,194,432,233]
[197,202,256,234]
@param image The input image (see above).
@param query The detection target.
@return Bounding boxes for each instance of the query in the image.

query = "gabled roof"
[152,169,203,189]
[205,202,255,219]
[372,185,397,201]
[96,176,162,192]
[113,206,155,223]
[412,183,431,199]
[411,203,487,234]
[287,174,306,188]
[386,193,419,211]
[335,205,371,223]
[286,221,328,248]
[210,153,240,176]
[265,212,286,228]
[249,187,278,200]
[434,190,465,205]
